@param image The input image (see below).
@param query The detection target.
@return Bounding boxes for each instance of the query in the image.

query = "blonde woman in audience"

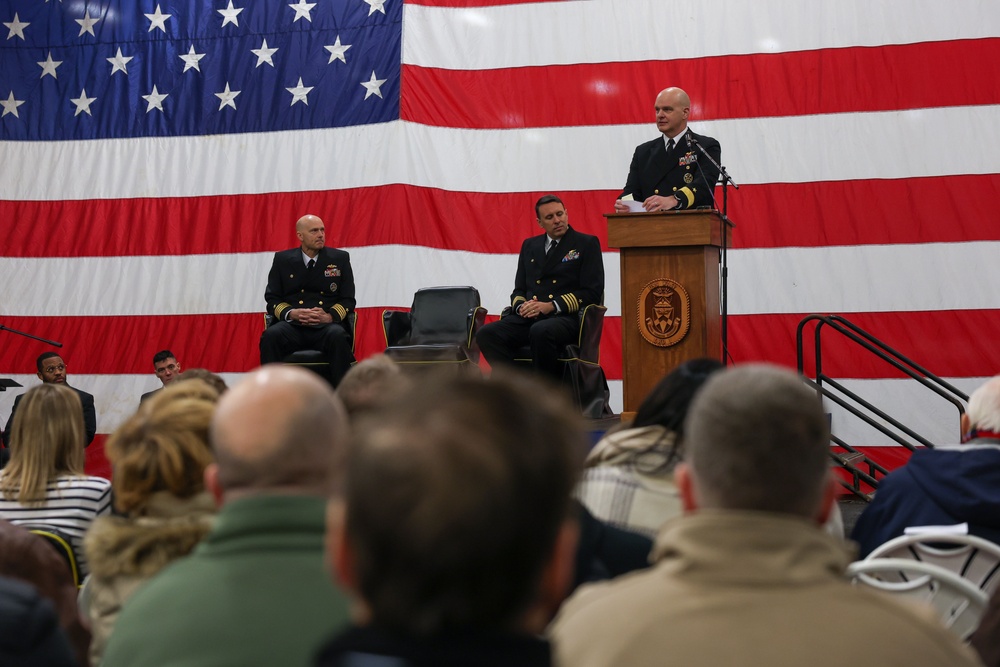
[0,384,111,578]
[576,358,723,538]
[82,379,219,665]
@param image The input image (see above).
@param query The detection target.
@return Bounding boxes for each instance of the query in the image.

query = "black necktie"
[546,240,557,257]
[667,138,675,153]
[307,259,315,270]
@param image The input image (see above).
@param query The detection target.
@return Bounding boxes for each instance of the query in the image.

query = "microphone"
[686,133,695,148]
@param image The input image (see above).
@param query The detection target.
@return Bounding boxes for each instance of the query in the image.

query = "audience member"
[174,367,229,394]
[577,358,723,538]
[316,373,585,666]
[139,349,182,404]
[3,351,97,448]
[851,374,1000,555]
[551,364,983,667]
[335,354,407,419]
[102,366,352,667]
[571,501,653,592]
[0,384,111,578]
[83,379,220,665]
[0,519,89,666]
[0,575,77,666]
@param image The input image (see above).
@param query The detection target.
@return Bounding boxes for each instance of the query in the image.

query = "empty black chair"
[382,287,486,369]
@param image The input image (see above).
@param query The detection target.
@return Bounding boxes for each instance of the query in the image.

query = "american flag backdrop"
[2,0,999,475]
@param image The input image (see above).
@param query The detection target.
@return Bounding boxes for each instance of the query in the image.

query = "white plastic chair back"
[847,558,989,640]
[866,532,1000,595]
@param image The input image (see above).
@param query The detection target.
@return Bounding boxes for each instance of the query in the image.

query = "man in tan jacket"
[551,364,984,667]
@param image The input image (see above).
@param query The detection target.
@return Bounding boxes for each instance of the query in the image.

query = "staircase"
[796,314,969,501]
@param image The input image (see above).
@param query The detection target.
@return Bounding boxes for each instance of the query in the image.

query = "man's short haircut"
[35,352,61,374]
[152,350,175,366]
[210,372,347,495]
[335,355,406,418]
[685,364,830,518]
[535,193,564,218]
[966,375,1000,432]
[345,373,585,635]
[108,379,219,514]
[175,368,228,395]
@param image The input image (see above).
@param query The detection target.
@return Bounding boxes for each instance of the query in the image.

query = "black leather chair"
[263,311,357,386]
[382,286,486,370]
[505,303,613,419]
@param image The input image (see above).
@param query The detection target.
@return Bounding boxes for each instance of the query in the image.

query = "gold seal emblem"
[683,173,694,183]
[637,279,690,347]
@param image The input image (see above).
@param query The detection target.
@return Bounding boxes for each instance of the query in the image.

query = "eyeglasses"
[43,364,66,373]
[155,364,179,374]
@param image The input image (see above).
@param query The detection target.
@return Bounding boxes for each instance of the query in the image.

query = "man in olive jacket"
[102,366,352,667]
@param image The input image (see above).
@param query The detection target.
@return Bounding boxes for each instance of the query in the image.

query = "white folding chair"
[847,558,988,640]
[865,532,1000,595]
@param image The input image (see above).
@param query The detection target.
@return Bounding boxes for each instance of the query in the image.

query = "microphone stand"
[0,324,61,392]
[686,134,738,365]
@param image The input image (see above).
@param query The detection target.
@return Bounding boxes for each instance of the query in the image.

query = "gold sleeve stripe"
[274,303,291,320]
[678,187,695,208]
[512,296,526,307]
[561,294,579,313]
[332,304,348,321]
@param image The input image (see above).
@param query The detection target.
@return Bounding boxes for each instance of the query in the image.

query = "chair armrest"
[465,306,488,362]
[576,304,607,363]
[382,310,412,347]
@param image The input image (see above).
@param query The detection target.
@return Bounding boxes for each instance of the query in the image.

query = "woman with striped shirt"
[0,383,111,578]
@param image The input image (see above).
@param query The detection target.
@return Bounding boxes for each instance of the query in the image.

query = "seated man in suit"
[2,352,96,449]
[139,349,182,405]
[259,214,356,386]
[476,195,604,381]
[614,87,721,213]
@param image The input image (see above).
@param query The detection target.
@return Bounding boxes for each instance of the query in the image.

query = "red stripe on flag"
[1,310,996,381]
[4,174,1000,258]
[402,39,1000,128]
[728,310,1000,380]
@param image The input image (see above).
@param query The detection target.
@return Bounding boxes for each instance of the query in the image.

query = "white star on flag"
[75,10,99,37]
[288,0,317,22]
[215,83,241,111]
[37,52,62,79]
[251,39,279,68]
[141,85,168,113]
[324,36,351,64]
[4,13,29,40]
[145,5,171,33]
[218,1,244,28]
[286,77,313,106]
[107,48,133,76]
[1,91,25,118]
[70,89,96,116]
[179,45,206,73]
[364,0,386,16]
[361,71,387,99]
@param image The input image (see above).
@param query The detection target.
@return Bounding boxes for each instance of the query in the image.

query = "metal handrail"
[796,315,968,499]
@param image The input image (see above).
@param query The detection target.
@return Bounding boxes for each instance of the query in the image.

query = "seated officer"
[259,214,356,386]
[476,195,604,381]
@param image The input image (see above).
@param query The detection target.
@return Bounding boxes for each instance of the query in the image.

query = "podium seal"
[637,279,690,347]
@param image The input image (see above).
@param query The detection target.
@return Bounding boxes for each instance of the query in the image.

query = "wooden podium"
[606,210,729,414]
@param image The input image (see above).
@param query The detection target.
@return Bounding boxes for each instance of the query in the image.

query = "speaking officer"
[476,195,604,380]
[614,87,722,213]
[259,214,356,386]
